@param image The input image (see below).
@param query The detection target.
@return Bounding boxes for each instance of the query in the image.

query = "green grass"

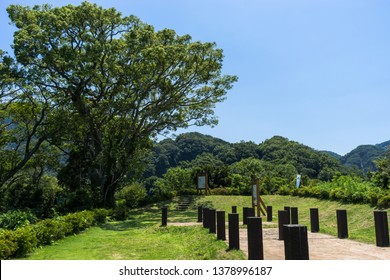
[24,224,243,260]
[23,199,244,260]
[23,195,388,259]
[194,195,389,244]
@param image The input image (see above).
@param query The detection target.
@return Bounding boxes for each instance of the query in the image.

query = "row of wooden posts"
[161,205,390,260]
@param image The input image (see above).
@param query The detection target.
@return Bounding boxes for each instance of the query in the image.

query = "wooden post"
[161,207,167,227]
[209,209,216,234]
[291,207,298,224]
[336,209,348,239]
[374,211,389,247]
[243,207,255,225]
[266,205,273,222]
[202,207,209,228]
[278,210,289,240]
[217,211,226,240]
[310,208,320,233]
[283,225,309,260]
[228,213,240,250]
[284,206,291,224]
[247,217,264,260]
[197,206,203,222]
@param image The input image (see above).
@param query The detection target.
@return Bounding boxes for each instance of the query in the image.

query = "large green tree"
[6,2,237,207]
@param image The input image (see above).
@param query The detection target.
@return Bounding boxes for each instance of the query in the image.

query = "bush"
[34,218,71,245]
[0,226,38,258]
[377,195,390,209]
[0,236,18,260]
[276,185,292,196]
[62,211,95,233]
[0,209,101,259]
[93,208,111,224]
[111,199,129,221]
[1,175,62,218]
[115,182,147,209]
[0,210,38,230]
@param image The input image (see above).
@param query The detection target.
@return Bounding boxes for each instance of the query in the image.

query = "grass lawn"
[193,195,389,244]
[23,195,388,259]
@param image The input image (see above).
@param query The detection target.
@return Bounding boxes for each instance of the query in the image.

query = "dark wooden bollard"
[243,207,255,225]
[310,208,320,233]
[278,210,289,240]
[336,209,348,239]
[202,208,209,229]
[267,206,273,222]
[291,207,298,224]
[228,213,240,250]
[217,211,226,240]
[284,206,291,224]
[247,217,264,260]
[209,209,216,234]
[197,206,203,222]
[232,206,237,213]
[283,225,309,260]
[374,211,389,247]
[161,207,168,227]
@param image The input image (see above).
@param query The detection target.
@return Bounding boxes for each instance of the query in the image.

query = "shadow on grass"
[100,195,211,231]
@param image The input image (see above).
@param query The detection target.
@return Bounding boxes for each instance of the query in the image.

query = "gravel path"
[169,222,390,260]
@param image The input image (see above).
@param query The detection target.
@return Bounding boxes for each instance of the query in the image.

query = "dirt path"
[169,222,390,260]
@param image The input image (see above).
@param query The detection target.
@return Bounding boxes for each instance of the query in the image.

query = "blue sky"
[1,0,389,155]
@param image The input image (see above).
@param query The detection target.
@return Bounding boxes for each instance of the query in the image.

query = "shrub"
[276,185,292,196]
[93,208,111,224]
[0,209,101,259]
[115,182,147,209]
[2,226,38,258]
[0,210,38,230]
[0,235,18,260]
[34,218,70,245]
[111,200,129,221]
[377,195,390,209]
[62,211,95,233]
[210,187,230,195]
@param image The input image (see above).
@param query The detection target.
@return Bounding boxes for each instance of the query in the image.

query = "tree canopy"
[1,2,237,208]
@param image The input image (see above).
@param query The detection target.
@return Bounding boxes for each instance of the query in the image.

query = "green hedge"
[293,175,390,208]
[0,209,109,260]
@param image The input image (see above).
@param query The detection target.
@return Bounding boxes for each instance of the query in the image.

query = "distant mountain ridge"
[149,133,389,178]
[324,140,390,172]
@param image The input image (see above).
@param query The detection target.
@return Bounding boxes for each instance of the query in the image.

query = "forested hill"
[339,140,390,172]
[145,133,342,180]
[145,133,389,178]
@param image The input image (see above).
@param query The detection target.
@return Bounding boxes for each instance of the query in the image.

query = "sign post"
[251,178,267,217]
[197,173,210,195]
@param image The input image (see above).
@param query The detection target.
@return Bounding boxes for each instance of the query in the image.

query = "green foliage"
[111,200,129,221]
[115,182,147,209]
[62,211,95,234]
[0,236,18,260]
[0,226,38,258]
[372,150,390,189]
[1,173,63,218]
[295,175,387,207]
[34,219,69,245]
[155,167,193,192]
[341,144,387,172]
[0,209,109,259]
[93,208,111,224]
[0,210,37,230]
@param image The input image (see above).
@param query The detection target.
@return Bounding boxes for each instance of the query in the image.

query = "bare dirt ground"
[169,222,390,260]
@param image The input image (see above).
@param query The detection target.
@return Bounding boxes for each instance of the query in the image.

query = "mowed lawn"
[23,195,389,259]
[195,195,389,244]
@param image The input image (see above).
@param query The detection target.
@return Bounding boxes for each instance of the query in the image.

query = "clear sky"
[1,0,389,155]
